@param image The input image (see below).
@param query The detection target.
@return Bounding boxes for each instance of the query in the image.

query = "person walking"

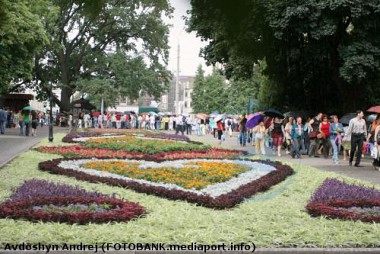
[284,117,294,154]
[0,107,7,134]
[175,114,184,135]
[24,110,31,136]
[18,111,25,135]
[346,110,367,167]
[239,114,248,147]
[309,113,323,157]
[329,115,344,164]
[374,123,380,169]
[217,118,224,145]
[253,120,266,155]
[271,117,285,156]
[31,111,39,136]
[319,115,331,159]
[290,117,304,159]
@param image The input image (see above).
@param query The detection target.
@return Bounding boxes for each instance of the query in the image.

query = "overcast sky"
[165,0,211,76]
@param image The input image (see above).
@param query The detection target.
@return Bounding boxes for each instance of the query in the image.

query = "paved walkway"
[180,131,380,186]
[0,126,67,169]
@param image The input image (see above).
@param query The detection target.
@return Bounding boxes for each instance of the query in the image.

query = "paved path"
[0,126,67,169]
[176,131,380,186]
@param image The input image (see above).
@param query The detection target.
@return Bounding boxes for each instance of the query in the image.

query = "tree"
[188,0,380,113]
[191,65,206,113]
[192,67,227,113]
[31,0,172,112]
[0,0,48,94]
[77,51,169,108]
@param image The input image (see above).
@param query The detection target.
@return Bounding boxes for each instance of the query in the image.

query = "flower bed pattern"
[82,135,210,154]
[35,145,245,159]
[39,158,294,209]
[306,178,380,223]
[63,130,191,143]
[0,180,145,224]
[83,160,251,190]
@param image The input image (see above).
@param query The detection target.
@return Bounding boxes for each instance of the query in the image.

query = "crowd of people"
[233,111,380,168]
[2,106,379,169]
[0,107,48,136]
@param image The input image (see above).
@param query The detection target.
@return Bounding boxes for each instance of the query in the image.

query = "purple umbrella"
[246,113,265,129]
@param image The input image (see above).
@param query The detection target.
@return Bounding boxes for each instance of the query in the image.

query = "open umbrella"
[22,105,34,111]
[92,112,100,117]
[339,113,356,126]
[246,113,264,129]
[367,106,380,114]
[367,114,378,123]
[149,111,158,116]
[264,109,284,119]
[196,113,208,120]
[214,115,224,123]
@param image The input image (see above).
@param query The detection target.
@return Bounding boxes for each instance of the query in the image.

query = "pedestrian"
[217,118,224,145]
[270,117,285,156]
[186,116,192,135]
[164,115,169,130]
[18,110,25,135]
[253,120,266,155]
[329,115,344,164]
[24,110,31,136]
[368,115,380,168]
[290,117,304,159]
[346,110,367,167]
[319,115,331,159]
[308,113,323,157]
[373,123,380,169]
[0,107,7,134]
[175,114,184,135]
[284,117,294,154]
[31,111,38,136]
[239,114,248,147]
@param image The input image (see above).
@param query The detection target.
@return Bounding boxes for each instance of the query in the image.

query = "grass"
[0,133,379,247]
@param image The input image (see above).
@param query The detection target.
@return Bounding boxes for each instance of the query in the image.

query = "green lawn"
[0,133,379,247]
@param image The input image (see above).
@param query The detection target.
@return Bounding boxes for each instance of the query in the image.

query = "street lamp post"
[48,55,55,142]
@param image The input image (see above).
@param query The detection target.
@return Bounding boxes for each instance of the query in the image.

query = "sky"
[165,0,211,76]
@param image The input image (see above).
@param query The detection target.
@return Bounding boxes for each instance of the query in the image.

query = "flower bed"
[81,135,210,154]
[83,160,251,190]
[39,158,294,209]
[63,130,191,143]
[0,180,145,224]
[35,145,245,159]
[306,178,380,223]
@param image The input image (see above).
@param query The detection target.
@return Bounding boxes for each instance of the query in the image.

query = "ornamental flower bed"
[82,135,210,154]
[35,145,244,159]
[39,158,294,209]
[0,180,145,224]
[63,130,190,143]
[306,178,380,223]
[84,160,251,190]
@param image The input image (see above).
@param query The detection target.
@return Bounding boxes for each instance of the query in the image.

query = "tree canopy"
[1,0,173,112]
[188,0,380,113]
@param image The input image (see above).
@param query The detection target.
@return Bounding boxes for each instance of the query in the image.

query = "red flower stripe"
[0,196,145,224]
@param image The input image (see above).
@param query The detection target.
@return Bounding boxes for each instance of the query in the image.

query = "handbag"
[255,132,263,140]
[371,146,378,159]
[309,131,317,139]
[317,132,325,140]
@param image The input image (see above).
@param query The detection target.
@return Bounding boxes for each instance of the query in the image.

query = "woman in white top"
[253,120,266,155]
[284,117,294,154]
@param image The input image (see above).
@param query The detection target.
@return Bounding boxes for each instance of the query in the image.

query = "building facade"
[165,75,195,114]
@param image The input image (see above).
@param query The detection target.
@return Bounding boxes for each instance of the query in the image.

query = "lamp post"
[48,55,55,142]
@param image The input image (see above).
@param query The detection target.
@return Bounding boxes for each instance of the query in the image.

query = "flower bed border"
[39,158,294,209]
[62,131,193,143]
[307,199,380,223]
[35,145,246,159]
[0,196,145,224]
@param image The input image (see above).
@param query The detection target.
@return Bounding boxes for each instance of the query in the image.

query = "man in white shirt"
[347,110,367,167]
[175,114,184,135]
[83,113,90,128]
[150,114,155,130]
